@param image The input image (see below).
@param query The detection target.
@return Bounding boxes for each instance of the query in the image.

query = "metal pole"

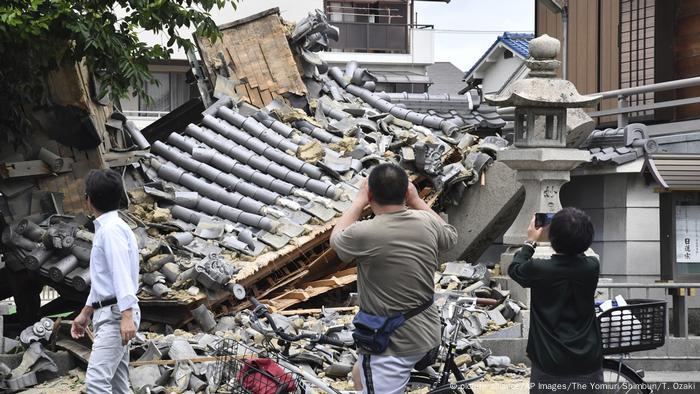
[562,1,569,80]
[598,76,700,99]
[672,290,688,337]
[617,94,629,128]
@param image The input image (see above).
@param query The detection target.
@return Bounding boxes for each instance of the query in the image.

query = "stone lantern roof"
[485,34,601,108]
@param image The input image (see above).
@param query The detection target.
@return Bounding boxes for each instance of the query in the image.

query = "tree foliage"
[0,0,237,143]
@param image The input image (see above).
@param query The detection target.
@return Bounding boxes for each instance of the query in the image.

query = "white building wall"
[474,46,525,94]
[138,1,433,67]
[139,1,323,60]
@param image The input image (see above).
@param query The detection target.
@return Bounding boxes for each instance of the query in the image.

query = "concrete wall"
[561,172,661,282]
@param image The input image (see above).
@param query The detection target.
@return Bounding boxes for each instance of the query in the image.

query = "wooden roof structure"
[195,8,307,108]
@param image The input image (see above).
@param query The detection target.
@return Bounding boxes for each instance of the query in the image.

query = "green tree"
[0,0,237,144]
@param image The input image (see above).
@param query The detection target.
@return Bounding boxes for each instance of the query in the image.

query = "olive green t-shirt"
[330,209,458,356]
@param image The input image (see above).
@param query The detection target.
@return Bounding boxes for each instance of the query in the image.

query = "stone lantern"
[486,34,601,253]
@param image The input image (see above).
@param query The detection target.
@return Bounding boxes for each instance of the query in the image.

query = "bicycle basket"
[214,338,303,394]
[595,299,666,354]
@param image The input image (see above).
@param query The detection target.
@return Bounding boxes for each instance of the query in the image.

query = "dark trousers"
[530,363,604,394]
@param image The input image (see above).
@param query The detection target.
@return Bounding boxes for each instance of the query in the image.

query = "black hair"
[85,169,123,213]
[549,207,594,255]
[368,163,408,205]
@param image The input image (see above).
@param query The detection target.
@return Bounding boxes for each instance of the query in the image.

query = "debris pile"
[0,7,531,392]
[0,316,73,392]
[0,258,528,392]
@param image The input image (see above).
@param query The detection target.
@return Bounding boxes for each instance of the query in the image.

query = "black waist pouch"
[352,298,433,354]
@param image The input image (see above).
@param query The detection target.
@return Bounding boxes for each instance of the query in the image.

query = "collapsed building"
[0,8,528,392]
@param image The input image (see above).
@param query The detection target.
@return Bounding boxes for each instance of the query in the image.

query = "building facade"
[125,0,448,126]
[536,0,700,288]
[463,32,533,95]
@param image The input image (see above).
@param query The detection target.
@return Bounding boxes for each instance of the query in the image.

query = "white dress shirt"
[85,210,140,312]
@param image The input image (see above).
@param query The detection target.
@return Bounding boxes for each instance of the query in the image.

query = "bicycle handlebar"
[248,296,347,347]
[317,334,348,347]
[250,296,263,309]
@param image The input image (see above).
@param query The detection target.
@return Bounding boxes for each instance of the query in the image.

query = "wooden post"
[670,288,688,337]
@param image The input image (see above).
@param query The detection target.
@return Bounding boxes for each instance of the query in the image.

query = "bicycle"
[218,287,493,393]
[215,285,358,393]
[406,296,494,393]
[596,299,667,394]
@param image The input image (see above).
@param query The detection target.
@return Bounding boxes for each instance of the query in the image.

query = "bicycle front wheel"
[602,359,651,394]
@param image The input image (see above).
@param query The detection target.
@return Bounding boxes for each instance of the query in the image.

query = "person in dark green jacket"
[508,207,603,394]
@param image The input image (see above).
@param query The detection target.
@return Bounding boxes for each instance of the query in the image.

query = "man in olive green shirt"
[330,163,457,394]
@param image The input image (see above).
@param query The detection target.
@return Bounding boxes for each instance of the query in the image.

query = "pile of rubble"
[0,313,72,392]
[0,7,528,392]
[0,260,528,392]
[1,7,511,327]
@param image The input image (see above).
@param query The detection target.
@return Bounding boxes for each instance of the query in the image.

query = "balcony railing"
[122,110,170,119]
[497,76,700,131]
[589,76,700,128]
[329,22,433,54]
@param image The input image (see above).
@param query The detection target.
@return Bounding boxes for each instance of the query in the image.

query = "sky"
[415,0,535,71]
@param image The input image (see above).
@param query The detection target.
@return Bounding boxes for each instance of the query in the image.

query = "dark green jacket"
[508,245,603,375]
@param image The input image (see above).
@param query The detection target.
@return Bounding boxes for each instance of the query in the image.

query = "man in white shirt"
[71,169,140,393]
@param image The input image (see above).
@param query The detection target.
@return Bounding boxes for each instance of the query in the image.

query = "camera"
[535,213,555,228]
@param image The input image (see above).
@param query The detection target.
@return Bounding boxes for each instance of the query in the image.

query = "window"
[619,0,655,119]
[120,70,196,116]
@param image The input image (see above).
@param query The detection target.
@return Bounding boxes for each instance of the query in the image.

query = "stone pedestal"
[497,147,591,245]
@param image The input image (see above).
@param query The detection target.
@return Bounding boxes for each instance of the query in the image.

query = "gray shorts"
[359,353,424,394]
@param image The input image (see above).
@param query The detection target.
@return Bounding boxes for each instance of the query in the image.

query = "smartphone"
[535,212,555,228]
